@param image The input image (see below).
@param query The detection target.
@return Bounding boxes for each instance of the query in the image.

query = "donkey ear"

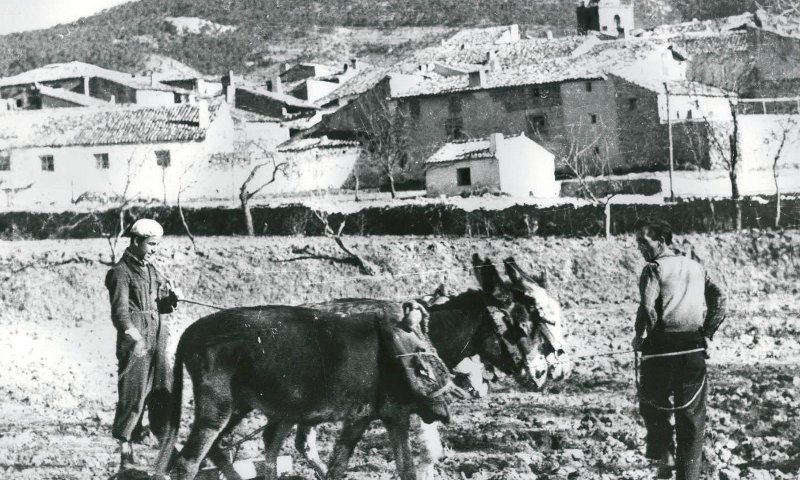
[482,258,498,295]
[504,257,523,287]
[471,253,486,288]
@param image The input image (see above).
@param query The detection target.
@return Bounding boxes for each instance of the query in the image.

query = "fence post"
[604,202,611,238]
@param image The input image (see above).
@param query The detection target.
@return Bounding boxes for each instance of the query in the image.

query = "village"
[0,1,798,219]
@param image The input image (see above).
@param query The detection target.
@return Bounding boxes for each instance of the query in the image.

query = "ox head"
[503,256,572,389]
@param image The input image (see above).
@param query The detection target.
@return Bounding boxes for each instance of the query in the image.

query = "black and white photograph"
[0,0,798,479]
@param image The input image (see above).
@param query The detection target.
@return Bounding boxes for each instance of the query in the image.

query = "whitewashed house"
[0,100,235,209]
[268,136,362,194]
[425,133,557,197]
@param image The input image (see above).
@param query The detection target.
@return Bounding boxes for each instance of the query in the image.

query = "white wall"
[598,4,635,35]
[496,136,557,198]
[304,80,340,103]
[426,158,500,197]
[135,89,177,106]
[739,114,800,171]
[0,110,236,209]
[658,93,733,123]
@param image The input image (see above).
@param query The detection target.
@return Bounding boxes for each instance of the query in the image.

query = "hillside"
[0,0,776,79]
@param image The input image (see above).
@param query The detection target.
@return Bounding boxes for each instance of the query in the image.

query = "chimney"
[486,51,501,72]
[546,30,554,40]
[197,100,210,129]
[83,76,90,96]
[489,133,504,155]
[468,70,487,88]
[109,95,116,105]
[280,63,291,73]
[509,24,520,42]
[150,73,156,87]
[224,70,235,105]
[343,63,349,73]
[267,76,282,93]
[350,58,359,70]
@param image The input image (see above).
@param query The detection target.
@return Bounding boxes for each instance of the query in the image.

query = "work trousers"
[639,349,707,480]
[112,312,172,443]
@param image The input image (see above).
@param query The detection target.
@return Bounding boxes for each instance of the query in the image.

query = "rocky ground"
[0,231,798,480]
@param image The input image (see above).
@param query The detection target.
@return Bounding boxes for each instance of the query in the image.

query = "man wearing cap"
[105,219,179,471]
[632,220,727,480]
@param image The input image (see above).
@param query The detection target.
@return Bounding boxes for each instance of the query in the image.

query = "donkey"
[154,258,534,480]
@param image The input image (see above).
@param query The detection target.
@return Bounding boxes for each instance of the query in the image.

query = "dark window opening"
[409,99,421,120]
[95,153,109,169]
[526,114,548,137]
[530,87,541,98]
[628,98,638,110]
[585,82,593,92]
[0,151,9,171]
[445,117,464,140]
[40,155,54,171]
[686,110,693,119]
[156,150,171,168]
[456,167,472,186]
[590,113,598,124]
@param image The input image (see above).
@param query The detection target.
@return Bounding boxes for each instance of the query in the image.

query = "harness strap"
[395,351,440,358]
[640,347,705,360]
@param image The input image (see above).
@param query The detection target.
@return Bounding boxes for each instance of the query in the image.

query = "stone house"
[425,133,557,198]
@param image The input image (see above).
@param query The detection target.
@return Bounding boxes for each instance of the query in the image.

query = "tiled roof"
[754,9,800,39]
[316,65,391,106]
[34,84,112,107]
[277,135,360,152]
[0,61,185,93]
[0,101,224,149]
[672,31,749,55]
[647,12,754,36]
[426,138,495,164]
[610,72,731,97]
[409,36,587,71]
[396,38,667,98]
[230,107,283,123]
[443,25,520,47]
[236,84,319,109]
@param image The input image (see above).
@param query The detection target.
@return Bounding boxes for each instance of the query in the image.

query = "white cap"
[129,219,164,238]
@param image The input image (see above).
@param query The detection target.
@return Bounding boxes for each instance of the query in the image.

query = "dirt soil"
[1,230,798,480]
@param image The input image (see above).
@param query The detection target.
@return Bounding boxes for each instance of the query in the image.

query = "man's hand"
[167,288,181,309]
[704,336,712,359]
[631,335,644,352]
[125,328,146,357]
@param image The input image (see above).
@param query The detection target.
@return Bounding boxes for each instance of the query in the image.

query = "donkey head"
[504,256,572,389]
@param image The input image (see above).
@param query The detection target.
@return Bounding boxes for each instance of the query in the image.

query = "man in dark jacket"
[632,220,727,480]
[105,219,179,471]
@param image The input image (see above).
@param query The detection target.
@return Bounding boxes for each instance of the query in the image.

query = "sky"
[0,0,137,35]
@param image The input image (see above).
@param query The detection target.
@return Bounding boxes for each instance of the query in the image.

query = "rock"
[749,469,774,480]
[563,449,585,461]
[718,468,740,480]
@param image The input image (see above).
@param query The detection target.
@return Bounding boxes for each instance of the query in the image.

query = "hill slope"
[0,0,773,78]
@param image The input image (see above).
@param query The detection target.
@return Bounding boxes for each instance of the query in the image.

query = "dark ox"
[154,258,534,480]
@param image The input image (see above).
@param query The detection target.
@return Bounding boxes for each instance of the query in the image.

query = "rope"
[178,298,226,310]
[640,347,705,360]
[639,377,706,412]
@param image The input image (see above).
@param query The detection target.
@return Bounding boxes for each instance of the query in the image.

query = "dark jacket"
[105,248,175,333]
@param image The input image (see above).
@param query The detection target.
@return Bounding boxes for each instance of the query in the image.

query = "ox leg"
[325,415,373,479]
[205,408,251,480]
[296,423,327,480]
[171,379,234,480]
[384,412,416,480]
[261,418,294,480]
[415,419,443,480]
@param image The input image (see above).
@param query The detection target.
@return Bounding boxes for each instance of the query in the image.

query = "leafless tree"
[353,85,410,199]
[176,158,202,254]
[239,142,288,236]
[0,181,33,207]
[289,210,376,275]
[765,116,798,227]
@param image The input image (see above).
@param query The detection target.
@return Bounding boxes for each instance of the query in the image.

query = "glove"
[167,290,180,309]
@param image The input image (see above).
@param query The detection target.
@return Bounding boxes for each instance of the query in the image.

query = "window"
[529,87,541,98]
[585,82,593,92]
[94,153,109,169]
[40,155,54,172]
[409,99,421,120]
[0,151,9,171]
[155,150,171,168]
[445,117,464,140]
[447,95,462,115]
[590,113,598,124]
[456,167,472,186]
[686,110,693,119]
[628,98,638,110]
[526,114,548,137]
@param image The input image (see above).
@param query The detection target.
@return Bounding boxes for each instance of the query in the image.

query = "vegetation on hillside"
[0,0,785,78]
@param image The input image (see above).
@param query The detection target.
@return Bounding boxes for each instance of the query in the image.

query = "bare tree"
[0,181,33,207]
[765,116,798,227]
[239,142,288,236]
[289,210,376,275]
[353,86,410,199]
[176,159,202,254]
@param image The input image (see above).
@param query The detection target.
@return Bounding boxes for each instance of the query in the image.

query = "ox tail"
[154,341,185,475]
